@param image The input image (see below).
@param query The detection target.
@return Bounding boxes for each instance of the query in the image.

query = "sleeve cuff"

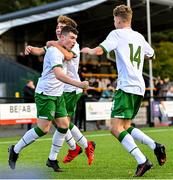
[52,64,63,70]
[99,44,108,53]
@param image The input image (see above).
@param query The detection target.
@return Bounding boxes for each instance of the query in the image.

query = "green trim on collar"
[69,50,77,58]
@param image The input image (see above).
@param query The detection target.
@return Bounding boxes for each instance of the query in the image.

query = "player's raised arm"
[81,46,104,56]
[47,40,75,60]
[25,45,45,56]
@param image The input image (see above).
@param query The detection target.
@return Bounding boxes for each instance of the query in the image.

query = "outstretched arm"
[25,45,45,56]
[47,41,75,60]
[81,46,104,56]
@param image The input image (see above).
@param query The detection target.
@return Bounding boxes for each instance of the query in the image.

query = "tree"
[0,0,58,14]
[152,41,173,79]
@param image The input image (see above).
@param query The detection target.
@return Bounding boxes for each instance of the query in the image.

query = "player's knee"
[110,128,119,138]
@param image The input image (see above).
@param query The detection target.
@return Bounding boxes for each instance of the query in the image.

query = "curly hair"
[57,15,77,28]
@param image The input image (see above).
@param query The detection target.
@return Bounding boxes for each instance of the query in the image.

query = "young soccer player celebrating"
[25,15,95,171]
[8,26,89,171]
[81,5,166,177]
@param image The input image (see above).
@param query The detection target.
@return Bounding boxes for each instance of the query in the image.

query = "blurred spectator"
[99,84,114,102]
[162,77,170,97]
[23,80,35,130]
[155,79,165,97]
[23,80,35,103]
[166,85,173,101]
[98,78,111,88]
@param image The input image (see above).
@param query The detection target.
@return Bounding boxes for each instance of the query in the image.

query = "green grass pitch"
[0,127,172,179]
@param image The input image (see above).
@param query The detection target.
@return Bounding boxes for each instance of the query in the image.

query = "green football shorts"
[63,91,82,117]
[35,93,67,120]
[111,89,143,119]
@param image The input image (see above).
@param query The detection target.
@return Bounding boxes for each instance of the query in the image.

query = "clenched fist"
[80,81,89,89]
[80,47,90,54]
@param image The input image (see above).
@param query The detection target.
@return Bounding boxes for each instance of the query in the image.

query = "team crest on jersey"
[50,111,55,117]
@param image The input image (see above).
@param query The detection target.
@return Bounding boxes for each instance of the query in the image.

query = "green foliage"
[152,41,173,79]
[152,31,173,43]
[143,31,173,80]
[0,127,172,178]
[0,0,58,14]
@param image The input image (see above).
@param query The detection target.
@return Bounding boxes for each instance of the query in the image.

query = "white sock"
[14,128,39,153]
[121,133,146,164]
[65,129,76,150]
[71,125,88,148]
[49,130,66,160]
[131,128,156,150]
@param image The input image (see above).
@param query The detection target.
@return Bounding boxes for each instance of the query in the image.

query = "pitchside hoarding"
[85,102,148,125]
[0,103,37,125]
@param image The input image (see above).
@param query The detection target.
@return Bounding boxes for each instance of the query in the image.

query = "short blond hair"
[113,5,132,22]
[57,15,77,28]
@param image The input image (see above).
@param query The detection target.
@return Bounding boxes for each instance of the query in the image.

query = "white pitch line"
[0,127,173,145]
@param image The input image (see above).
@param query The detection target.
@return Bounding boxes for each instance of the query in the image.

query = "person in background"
[81,4,166,177]
[166,85,173,101]
[23,80,35,103]
[99,84,114,102]
[23,80,35,130]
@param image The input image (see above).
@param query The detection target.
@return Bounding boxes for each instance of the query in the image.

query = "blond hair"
[113,5,132,22]
[57,15,77,28]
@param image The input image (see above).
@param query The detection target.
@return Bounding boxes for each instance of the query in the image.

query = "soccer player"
[81,5,166,177]
[8,26,89,171]
[25,15,95,170]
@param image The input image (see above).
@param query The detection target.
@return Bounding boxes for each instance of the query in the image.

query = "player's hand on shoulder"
[46,40,58,48]
[25,45,33,55]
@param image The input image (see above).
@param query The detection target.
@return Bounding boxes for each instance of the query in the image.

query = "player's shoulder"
[47,46,59,52]
[131,29,145,38]
[47,46,63,55]
[107,29,120,38]
[45,46,64,60]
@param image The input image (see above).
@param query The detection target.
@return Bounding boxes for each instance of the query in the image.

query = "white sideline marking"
[0,128,172,145]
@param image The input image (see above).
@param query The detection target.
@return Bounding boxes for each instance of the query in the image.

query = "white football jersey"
[64,42,82,94]
[35,47,64,96]
[100,28,154,96]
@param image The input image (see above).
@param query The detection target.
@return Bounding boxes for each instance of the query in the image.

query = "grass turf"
[0,126,172,179]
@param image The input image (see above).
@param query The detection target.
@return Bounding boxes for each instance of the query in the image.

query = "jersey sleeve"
[47,47,64,69]
[143,40,154,58]
[100,30,118,53]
